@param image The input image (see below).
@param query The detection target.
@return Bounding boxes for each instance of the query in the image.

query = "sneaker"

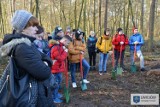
[57,93,63,99]
[72,82,77,88]
[99,72,103,75]
[83,79,90,84]
[53,98,63,103]
[141,68,146,72]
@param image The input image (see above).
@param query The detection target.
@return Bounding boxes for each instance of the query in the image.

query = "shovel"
[131,44,137,73]
[80,54,87,91]
[116,45,123,75]
[111,46,116,80]
[64,59,70,103]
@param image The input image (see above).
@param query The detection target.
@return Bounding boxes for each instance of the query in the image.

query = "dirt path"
[56,53,160,107]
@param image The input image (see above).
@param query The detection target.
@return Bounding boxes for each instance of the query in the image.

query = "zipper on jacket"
[0,75,9,93]
[28,83,32,102]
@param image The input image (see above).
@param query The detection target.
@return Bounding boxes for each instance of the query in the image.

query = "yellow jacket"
[96,35,112,53]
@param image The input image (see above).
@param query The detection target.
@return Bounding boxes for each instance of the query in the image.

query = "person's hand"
[63,46,68,52]
[108,51,113,55]
[120,41,124,45]
[80,51,84,54]
[134,41,139,45]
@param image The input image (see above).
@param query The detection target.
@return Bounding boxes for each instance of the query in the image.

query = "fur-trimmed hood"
[0,33,35,57]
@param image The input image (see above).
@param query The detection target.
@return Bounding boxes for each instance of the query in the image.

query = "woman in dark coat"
[0,10,54,107]
[87,31,97,70]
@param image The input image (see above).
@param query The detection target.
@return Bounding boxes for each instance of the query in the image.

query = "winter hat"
[75,29,82,40]
[117,28,122,33]
[11,10,33,33]
[66,26,71,31]
[55,26,63,35]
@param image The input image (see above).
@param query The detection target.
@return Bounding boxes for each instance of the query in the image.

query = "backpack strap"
[99,37,102,45]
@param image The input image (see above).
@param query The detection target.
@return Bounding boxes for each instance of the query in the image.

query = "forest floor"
[0,47,160,107]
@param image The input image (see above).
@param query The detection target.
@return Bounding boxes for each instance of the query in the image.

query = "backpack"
[46,44,60,58]
[46,45,55,57]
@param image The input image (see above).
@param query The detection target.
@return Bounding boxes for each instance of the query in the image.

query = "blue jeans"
[99,52,109,72]
[130,50,144,68]
[70,59,90,83]
[53,73,62,99]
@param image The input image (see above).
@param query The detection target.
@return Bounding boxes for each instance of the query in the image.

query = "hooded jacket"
[0,33,54,107]
[0,33,52,80]
[48,40,67,74]
[68,39,86,63]
[112,34,129,51]
[96,35,112,53]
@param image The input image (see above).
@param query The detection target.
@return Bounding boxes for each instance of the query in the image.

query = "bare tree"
[148,0,156,51]
[104,0,108,30]
[98,0,102,36]
[140,0,144,34]
[35,0,39,18]
[78,0,84,28]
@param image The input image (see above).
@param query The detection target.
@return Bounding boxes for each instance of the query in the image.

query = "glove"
[120,41,124,45]
[108,51,113,55]
[63,46,68,52]
[134,41,139,45]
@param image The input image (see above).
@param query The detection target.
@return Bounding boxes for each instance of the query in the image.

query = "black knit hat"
[75,29,82,40]
[55,26,63,35]
[117,28,123,33]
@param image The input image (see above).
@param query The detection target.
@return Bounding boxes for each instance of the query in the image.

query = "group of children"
[33,26,90,103]
[33,25,146,103]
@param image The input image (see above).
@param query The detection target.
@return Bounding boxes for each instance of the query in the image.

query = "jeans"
[99,52,109,72]
[88,51,96,66]
[53,73,62,99]
[130,50,144,68]
[70,59,90,83]
[114,49,125,70]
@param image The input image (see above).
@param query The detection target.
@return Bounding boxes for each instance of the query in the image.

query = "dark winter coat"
[87,36,97,52]
[0,33,55,107]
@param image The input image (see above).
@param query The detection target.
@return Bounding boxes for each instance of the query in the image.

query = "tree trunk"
[148,0,156,51]
[140,0,144,34]
[125,1,130,35]
[98,0,102,36]
[83,0,87,40]
[35,0,39,18]
[104,0,108,30]
[123,5,126,33]
[74,0,77,28]
[93,0,96,31]
[78,0,84,28]
[129,0,135,27]
[30,0,33,13]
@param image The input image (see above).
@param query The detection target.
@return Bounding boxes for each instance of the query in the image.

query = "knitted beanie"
[11,10,33,32]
